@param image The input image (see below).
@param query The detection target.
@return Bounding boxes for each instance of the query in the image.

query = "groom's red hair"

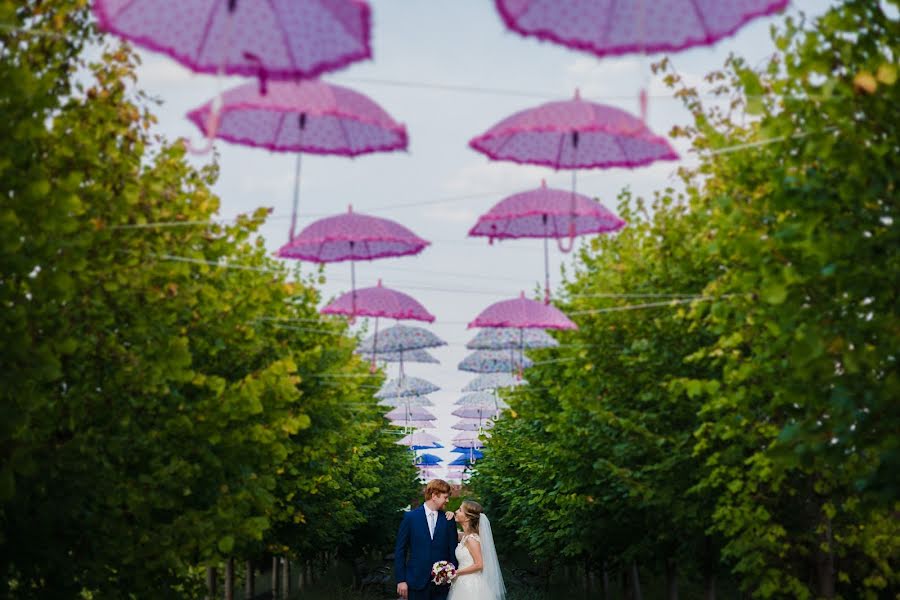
[424,479,451,500]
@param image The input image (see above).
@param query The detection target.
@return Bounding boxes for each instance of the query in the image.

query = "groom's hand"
[397,582,408,599]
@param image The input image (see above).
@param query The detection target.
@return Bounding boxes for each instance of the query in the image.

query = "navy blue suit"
[394,505,459,600]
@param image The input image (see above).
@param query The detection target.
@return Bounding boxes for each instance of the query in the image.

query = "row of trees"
[1,2,418,597]
[472,1,899,598]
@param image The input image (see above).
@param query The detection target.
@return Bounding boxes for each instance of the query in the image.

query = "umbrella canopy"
[397,431,442,449]
[493,0,788,59]
[94,0,372,81]
[277,205,428,262]
[375,376,440,399]
[469,180,624,241]
[452,406,501,420]
[417,466,443,479]
[452,432,486,449]
[384,406,436,421]
[323,279,434,322]
[462,373,525,392]
[391,420,435,429]
[452,419,496,432]
[358,324,447,354]
[371,349,440,365]
[458,350,534,374]
[451,447,485,459]
[469,180,626,303]
[469,292,577,330]
[469,90,677,171]
[415,453,443,466]
[456,392,510,410]
[187,80,406,156]
[378,395,434,408]
[449,455,477,466]
[466,326,559,350]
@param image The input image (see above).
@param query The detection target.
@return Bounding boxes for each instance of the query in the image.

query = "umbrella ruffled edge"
[94,0,374,81]
[494,0,789,60]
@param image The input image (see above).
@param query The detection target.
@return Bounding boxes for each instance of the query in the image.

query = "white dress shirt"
[424,505,437,539]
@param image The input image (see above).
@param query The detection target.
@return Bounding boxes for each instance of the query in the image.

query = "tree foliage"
[473,1,899,597]
[0,1,417,596]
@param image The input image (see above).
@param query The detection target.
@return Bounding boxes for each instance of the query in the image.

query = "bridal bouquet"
[431,560,457,586]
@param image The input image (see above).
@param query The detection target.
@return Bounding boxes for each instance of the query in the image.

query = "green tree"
[1,2,416,596]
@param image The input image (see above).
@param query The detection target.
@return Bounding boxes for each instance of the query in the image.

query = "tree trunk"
[623,569,634,600]
[280,558,291,599]
[224,558,234,600]
[631,562,643,600]
[815,514,836,598]
[271,557,278,599]
[703,536,716,600]
[205,566,217,600]
[601,561,612,600]
[245,561,255,599]
[665,557,678,600]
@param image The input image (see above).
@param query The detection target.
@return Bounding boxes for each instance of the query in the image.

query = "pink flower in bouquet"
[431,560,457,585]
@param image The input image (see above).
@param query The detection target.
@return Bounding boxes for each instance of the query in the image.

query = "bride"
[445,500,506,600]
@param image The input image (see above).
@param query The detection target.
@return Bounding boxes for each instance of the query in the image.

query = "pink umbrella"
[469,292,577,377]
[469,90,674,253]
[494,0,788,59]
[322,279,434,322]
[469,292,578,331]
[278,206,429,320]
[187,80,408,237]
[470,180,625,302]
[94,0,371,82]
[469,90,676,171]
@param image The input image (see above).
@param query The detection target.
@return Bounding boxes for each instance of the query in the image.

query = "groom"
[395,479,458,600]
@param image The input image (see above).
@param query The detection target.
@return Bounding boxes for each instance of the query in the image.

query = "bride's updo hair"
[460,500,484,533]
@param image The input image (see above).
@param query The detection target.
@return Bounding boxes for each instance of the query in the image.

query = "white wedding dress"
[447,516,506,600]
[448,534,492,600]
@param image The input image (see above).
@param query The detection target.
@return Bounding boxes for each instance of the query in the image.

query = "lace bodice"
[455,533,480,569]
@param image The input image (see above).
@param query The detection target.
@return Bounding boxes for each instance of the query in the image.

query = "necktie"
[428,511,436,539]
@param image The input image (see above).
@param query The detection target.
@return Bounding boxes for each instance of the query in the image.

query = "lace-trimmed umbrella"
[493,0,788,59]
[385,407,436,422]
[362,348,440,365]
[459,350,534,374]
[451,447,485,459]
[397,431,442,450]
[470,292,577,330]
[462,373,525,392]
[452,432,486,449]
[94,0,372,82]
[378,395,434,408]
[456,392,510,411]
[375,376,440,399]
[357,323,446,370]
[467,325,559,350]
[452,419,496,432]
[391,420,435,430]
[469,180,625,302]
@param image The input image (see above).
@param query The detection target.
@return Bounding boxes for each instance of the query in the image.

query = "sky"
[121,1,832,479]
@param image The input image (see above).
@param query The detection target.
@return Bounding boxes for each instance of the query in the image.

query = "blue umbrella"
[458,350,533,374]
[451,447,484,459]
[415,453,443,466]
[449,455,475,467]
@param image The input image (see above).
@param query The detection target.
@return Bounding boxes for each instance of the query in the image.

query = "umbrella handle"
[557,170,578,253]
